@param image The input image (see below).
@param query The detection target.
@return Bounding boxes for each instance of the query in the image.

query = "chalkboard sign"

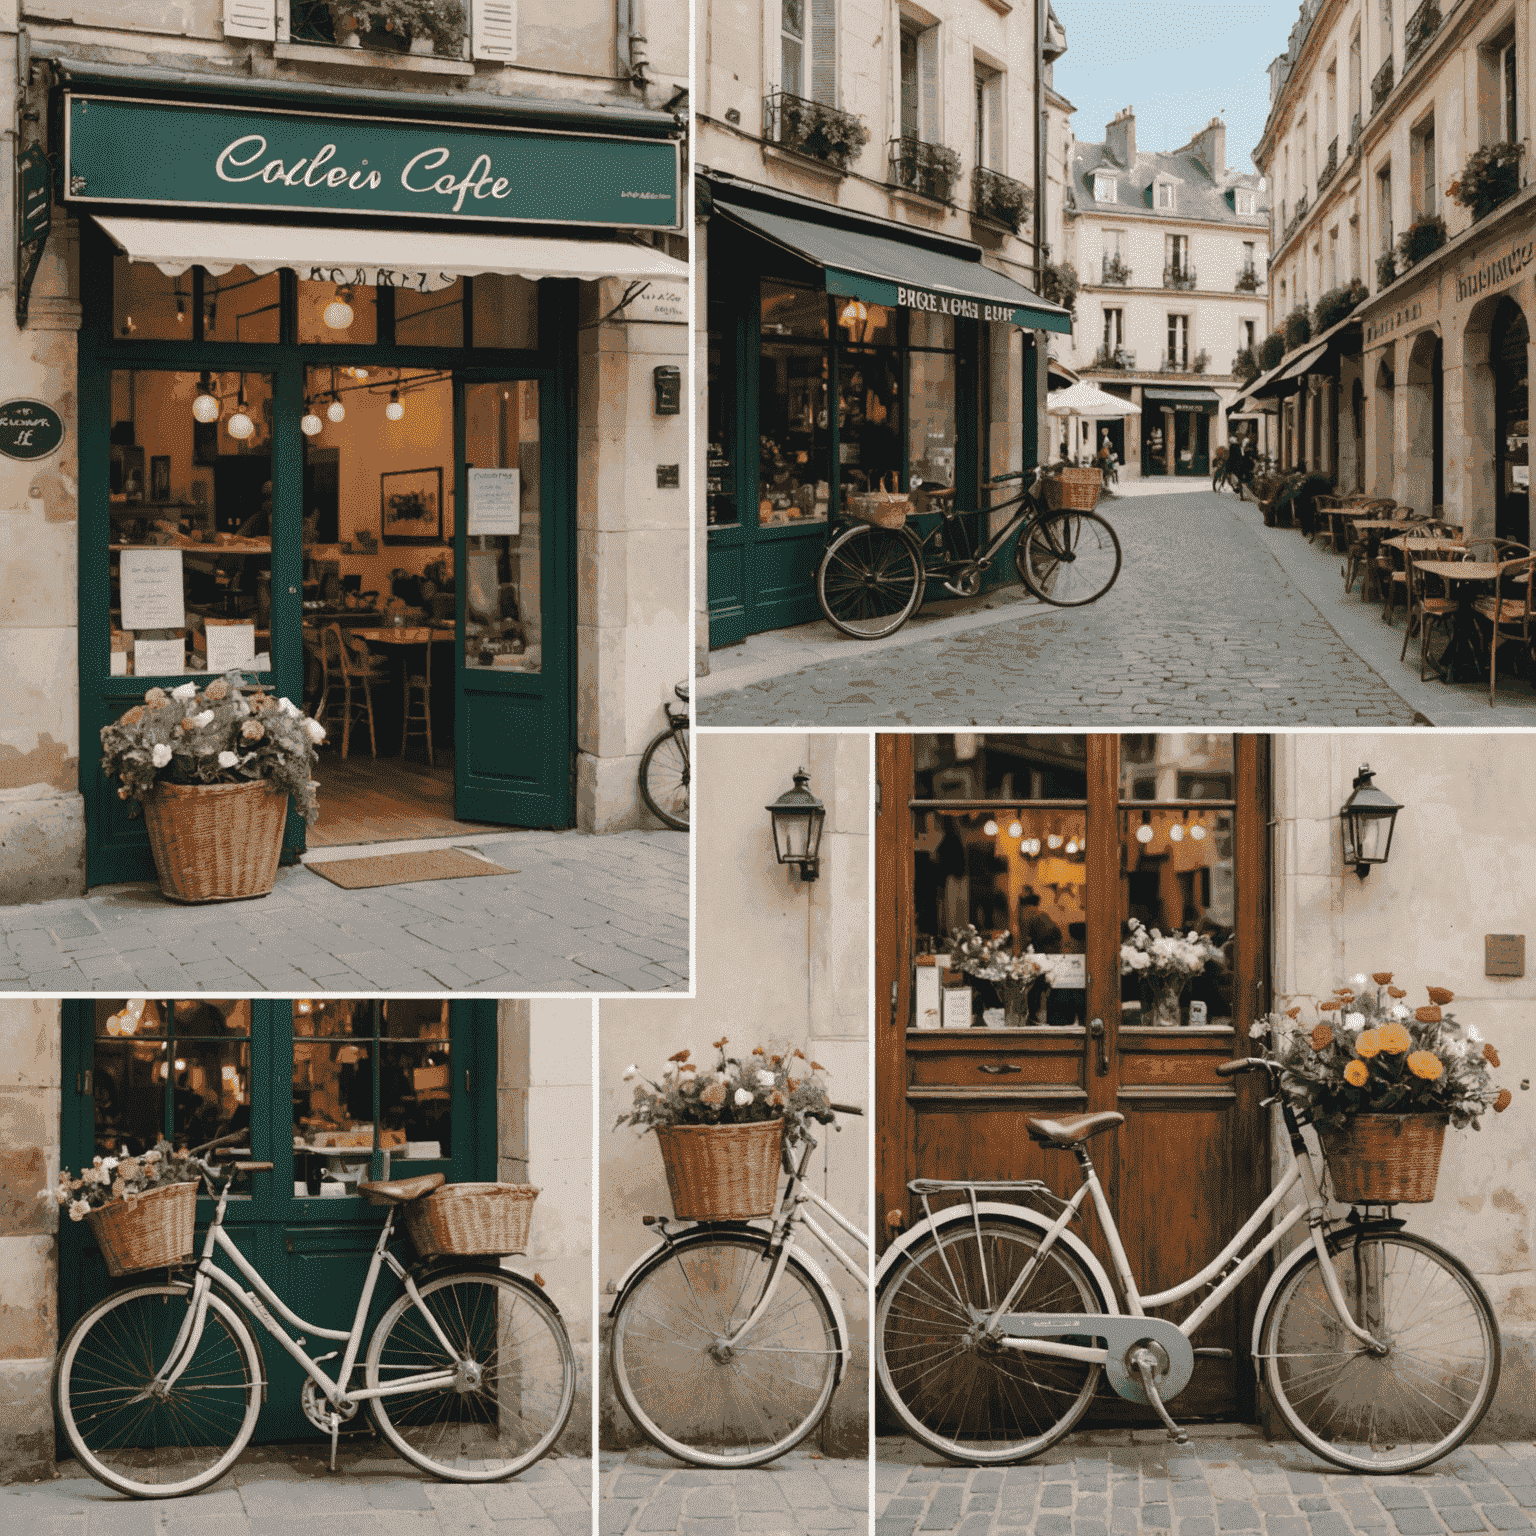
[0,399,64,461]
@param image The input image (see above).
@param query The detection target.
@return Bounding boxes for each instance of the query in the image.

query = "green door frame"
[58,997,499,1445]
[77,225,577,886]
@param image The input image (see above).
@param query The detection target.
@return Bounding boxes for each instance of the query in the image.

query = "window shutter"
[224,0,276,41]
[985,75,1003,169]
[917,26,939,143]
[472,0,517,61]
[809,0,836,107]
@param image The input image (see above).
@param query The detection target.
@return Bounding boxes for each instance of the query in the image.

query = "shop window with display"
[759,279,833,525]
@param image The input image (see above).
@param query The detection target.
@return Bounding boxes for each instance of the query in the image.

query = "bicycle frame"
[911,485,1039,585]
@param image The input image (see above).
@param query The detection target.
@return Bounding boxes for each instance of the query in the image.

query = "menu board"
[467,468,520,535]
[204,620,256,674]
[134,636,186,675]
[119,548,184,630]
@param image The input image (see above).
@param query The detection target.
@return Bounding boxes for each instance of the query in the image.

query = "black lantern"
[767,767,826,882]
[1340,764,1400,878]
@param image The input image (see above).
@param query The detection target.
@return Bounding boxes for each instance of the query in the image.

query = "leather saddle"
[358,1172,445,1206]
[1024,1110,1125,1149]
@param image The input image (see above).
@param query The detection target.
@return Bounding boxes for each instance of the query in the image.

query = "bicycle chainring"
[301,1377,359,1433]
[942,568,983,599]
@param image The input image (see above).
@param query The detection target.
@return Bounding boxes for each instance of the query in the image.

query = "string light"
[227,378,254,440]
[1169,824,1185,842]
[385,388,404,421]
[1136,823,1155,843]
[323,285,355,330]
[1007,820,1023,839]
[1190,824,1208,841]
[300,398,322,436]
[327,393,346,423]
[192,373,221,423]
[983,818,999,837]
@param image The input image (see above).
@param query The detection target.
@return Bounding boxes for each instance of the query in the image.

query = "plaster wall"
[598,731,871,1454]
[1271,733,1536,1437]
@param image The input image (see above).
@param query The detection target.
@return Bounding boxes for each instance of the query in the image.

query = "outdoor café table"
[1350,521,1415,600]
[1410,560,1506,683]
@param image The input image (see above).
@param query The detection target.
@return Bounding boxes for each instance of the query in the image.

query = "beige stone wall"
[598,731,871,1454]
[0,1000,62,1484]
[1273,733,1536,1436]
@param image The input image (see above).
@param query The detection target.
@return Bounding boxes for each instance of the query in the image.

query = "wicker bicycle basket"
[1317,1113,1449,1204]
[1041,466,1102,512]
[402,1183,540,1258]
[141,778,288,904]
[654,1119,785,1221]
[86,1182,198,1277]
[844,473,914,530]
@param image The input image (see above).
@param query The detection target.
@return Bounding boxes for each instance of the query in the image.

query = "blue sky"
[1053,0,1299,175]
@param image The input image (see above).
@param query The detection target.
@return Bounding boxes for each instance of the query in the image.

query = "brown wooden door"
[876,733,1271,1422]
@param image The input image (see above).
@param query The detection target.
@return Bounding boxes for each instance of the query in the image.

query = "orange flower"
[1286,1007,1303,1019]
[811,1061,827,1072]
[1335,990,1356,1002]
[1344,1060,1369,1087]
[1319,999,1341,1012]
[1378,1023,1412,1054]
[679,1062,697,1072]
[1387,986,1407,999]
[1494,1088,1512,1112]
[768,1089,787,1108]
[713,1036,729,1049]
[1311,1024,1334,1050]
[1407,1051,1443,1080]
[787,1078,800,1092]
[669,1049,690,1062]
[1355,1029,1383,1059]
[1484,1043,1501,1068]
[1427,987,1454,1005]
[1372,972,1394,985]
[1415,1006,1443,1024]
[701,1081,727,1107]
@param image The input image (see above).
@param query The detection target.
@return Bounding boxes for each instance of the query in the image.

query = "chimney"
[1105,106,1136,169]
[1195,117,1227,179]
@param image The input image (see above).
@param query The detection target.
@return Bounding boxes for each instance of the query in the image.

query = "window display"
[760,282,832,526]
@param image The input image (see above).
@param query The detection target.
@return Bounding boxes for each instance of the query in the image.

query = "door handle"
[978,1063,1022,1074]
[1087,1018,1110,1075]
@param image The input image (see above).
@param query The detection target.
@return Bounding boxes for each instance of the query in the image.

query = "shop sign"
[824,268,1073,334]
[1363,300,1424,345]
[64,95,680,231]
[895,284,1019,324]
[0,399,65,461]
[1454,238,1535,306]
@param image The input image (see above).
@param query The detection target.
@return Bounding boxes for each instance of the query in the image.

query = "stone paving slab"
[875,1432,1536,1535]
[0,828,688,994]
[599,1451,868,1535]
[0,1447,591,1533]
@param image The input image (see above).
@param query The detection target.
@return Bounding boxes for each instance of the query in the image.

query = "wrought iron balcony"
[1405,1,1442,65]
[971,165,1034,231]
[762,88,869,172]
[1092,345,1134,370]
[1163,263,1198,290]
[1161,350,1192,372]
[1101,254,1133,285]
[1316,139,1339,193]
[1372,57,1395,111]
[288,0,466,54]
[887,136,961,203]
[1235,264,1262,292]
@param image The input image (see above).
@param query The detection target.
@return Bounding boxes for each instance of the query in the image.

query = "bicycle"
[608,1103,868,1467]
[875,1058,1499,1473]
[639,682,689,832]
[56,1132,577,1498]
[814,468,1123,640]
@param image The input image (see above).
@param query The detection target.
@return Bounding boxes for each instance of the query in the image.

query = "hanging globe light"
[300,398,323,436]
[227,392,255,440]
[385,388,405,421]
[323,286,356,330]
[327,393,346,423]
[192,373,221,423]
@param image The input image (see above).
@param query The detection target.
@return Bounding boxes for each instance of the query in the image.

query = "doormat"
[305,849,517,890]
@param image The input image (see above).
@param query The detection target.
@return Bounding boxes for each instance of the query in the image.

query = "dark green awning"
[1141,386,1222,406]
[713,200,1073,334]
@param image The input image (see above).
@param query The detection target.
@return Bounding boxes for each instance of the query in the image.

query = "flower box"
[1317,1113,1447,1203]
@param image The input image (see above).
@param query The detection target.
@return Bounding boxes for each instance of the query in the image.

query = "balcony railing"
[1316,138,1339,192]
[887,136,961,202]
[289,0,466,54]
[1372,56,1395,111]
[762,88,869,172]
[971,165,1034,231]
[1235,264,1262,292]
[1161,351,1192,372]
[1101,254,1133,285]
[1163,263,1198,290]
[1405,0,1442,65]
[1349,110,1362,148]
[1092,345,1134,370]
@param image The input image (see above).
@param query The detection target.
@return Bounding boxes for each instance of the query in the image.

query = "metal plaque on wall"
[0,399,65,461]
[1485,934,1525,977]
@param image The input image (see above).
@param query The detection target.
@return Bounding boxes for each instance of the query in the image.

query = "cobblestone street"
[697,487,1431,728]
[876,1431,1536,1536]
[0,828,688,994]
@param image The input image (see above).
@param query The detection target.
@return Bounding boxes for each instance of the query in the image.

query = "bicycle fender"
[874,1201,1121,1322]
[1000,1313,1195,1405]
[412,1255,563,1316]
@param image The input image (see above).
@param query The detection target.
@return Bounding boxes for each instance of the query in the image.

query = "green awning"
[1141,386,1222,406]
[713,200,1073,334]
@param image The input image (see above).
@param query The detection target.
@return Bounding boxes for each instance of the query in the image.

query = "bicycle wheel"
[368,1269,576,1481]
[611,1232,841,1467]
[640,725,689,831]
[877,1218,1106,1465]
[56,1282,262,1498]
[1261,1231,1500,1473]
[1016,510,1123,607]
[816,523,926,639]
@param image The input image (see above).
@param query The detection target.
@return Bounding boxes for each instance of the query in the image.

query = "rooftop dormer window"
[1094,173,1117,202]
[1235,189,1256,215]
[1155,180,1176,210]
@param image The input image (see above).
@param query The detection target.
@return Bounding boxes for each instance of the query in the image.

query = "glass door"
[454,377,572,826]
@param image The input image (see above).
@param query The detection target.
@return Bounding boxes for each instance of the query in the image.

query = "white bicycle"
[876,1058,1500,1473]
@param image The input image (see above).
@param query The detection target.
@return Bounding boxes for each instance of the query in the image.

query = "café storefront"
[11,62,686,892]
[702,177,1071,646]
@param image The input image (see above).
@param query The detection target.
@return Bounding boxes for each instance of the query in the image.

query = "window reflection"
[914,733,1089,800]
[837,349,901,503]
[1119,734,1234,801]
[204,267,281,345]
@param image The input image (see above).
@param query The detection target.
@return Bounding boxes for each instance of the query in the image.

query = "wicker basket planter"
[1042,466,1102,512]
[86,1182,198,1277]
[655,1119,785,1220]
[402,1182,539,1258]
[845,474,914,529]
[142,778,288,903]
[1318,1113,1448,1203]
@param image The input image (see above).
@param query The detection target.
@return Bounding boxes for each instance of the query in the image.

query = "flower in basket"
[1249,974,1510,1131]
[950,924,1046,985]
[100,671,324,823]
[41,1138,205,1220]
[1118,918,1222,979]
[617,1040,835,1145]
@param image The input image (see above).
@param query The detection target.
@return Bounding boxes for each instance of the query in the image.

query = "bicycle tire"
[610,1231,842,1468]
[1016,510,1122,607]
[56,1281,263,1498]
[816,523,926,639]
[639,725,690,831]
[1260,1230,1500,1473]
[367,1268,576,1482]
[877,1217,1106,1465]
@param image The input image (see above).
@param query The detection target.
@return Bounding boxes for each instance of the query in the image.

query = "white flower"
[1351,973,1368,988]
[1389,1005,1409,1021]
[171,681,198,701]
[142,1150,160,1165]
[1249,1018,1269,1039]
[1344,1011,1366,1031]
[279,697,300,717]
[151,743,172,768]
[69,1198,90,1222]
[235,698,251,718]
[622,1065,638,1081]
[101,1157,118,1172]
[186,709,214,728]
[303,718,326,743]
[217,750,238,768]
[755,1070,775,1087]
[733,1088,753,1107]
[1467,1025,1484,1043]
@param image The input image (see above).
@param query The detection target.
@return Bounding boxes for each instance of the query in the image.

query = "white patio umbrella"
[1046,382,1142,464]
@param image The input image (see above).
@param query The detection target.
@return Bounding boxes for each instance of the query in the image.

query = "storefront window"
[109,369,276,678]
[1119,733,1234,800]
[707,295,737,526]
[915,732,1088,800]
[205,267,282,345]
[837,349,900,503]
[297,276,380,345]
[761,281,833,525]
[111,256,192,341]
[762,280,829,340]
[397,279,465,348]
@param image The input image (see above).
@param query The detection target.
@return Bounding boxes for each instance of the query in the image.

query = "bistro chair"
[1343,501,1395,596]
[401,633,434,767]
[1400,547,1461,680]
[1469,552,1536,705]
[318,623,386,759]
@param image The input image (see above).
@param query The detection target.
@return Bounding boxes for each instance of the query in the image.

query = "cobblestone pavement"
[599,1450,868,1535]
[0,1447,591,1535]
[0,828,688,994]
[876,1430,1536,1535]
[696,489,1423,727]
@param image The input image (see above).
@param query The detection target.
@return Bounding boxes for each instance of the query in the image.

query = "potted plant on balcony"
[774,93,869,172]
[1233,346,1260,384]
[1040,261,1079,316]
[1397,212,1448,270]
[1192,349,1211,374]
[328,0,465,55]
[1376,249,1399,287]
[892,139,961,203]
[1313,279,1368,332]
[972,168,1034,231]
[1235,265,1262,292]
[1283,305,1312,349]
[1260,332,1286,370]
[1103,253,1133,286]
[1449,141,1525,221]
[100,672,323,903]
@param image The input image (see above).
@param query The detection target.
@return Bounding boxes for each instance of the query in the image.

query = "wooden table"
[1350,522,1416,600]
[305,625,456,753]
[348,625,455,646]
[1383,535,1466,553]
[1412,561,1506,683]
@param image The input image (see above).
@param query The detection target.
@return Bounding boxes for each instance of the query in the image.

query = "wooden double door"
[875,733,1271,1421]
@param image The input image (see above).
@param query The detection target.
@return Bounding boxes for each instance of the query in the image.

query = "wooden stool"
[402,635,433,766]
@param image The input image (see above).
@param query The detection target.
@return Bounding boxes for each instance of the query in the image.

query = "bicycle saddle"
[358,1172,445,1206]
[1024,1111,1125,1148]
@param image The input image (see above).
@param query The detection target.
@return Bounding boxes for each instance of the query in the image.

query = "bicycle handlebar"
[187,1129,247,1155]
[1215,1057,1279,1078]
[829,1103,864,1116]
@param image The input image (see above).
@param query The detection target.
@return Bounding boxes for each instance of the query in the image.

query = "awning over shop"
[93,216,687,291]
[710,199,1073,334]
[1277,339,1330,382]
[1141,386,1222,407]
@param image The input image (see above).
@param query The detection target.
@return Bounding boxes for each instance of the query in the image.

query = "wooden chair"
[401,634,434,766]
[1470,554,1536,706]
[317,623,386,759]
[1345,500,1397,596]
[1400,548,1460,679]
[1380,539,1410,626]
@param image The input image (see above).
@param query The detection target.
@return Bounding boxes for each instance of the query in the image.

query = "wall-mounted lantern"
[1340,763,1400,878]
[767,767,826,882]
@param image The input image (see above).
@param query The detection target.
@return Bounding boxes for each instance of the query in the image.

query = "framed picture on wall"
[381,467,444,545]
[150,455,171,503]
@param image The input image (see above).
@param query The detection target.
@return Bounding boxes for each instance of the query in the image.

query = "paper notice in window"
[466,468,520,536]
[120,548,185,630]
[204,620,256,674]
[134,636,187,676]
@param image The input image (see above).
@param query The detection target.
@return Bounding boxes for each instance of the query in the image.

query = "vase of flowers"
[617,1039,835,1220]
[1251,972,1511,1203]
[951,924,1048,1026]
[100,672,324,903]
[1120,919,1222,1027]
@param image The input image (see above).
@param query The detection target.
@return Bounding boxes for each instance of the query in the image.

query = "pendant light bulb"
[227,395,255,440]
[323,286,356,330]
[192,374,221,423]
[385,389,404,421]
[300,398,323,436]
[327,394,346,424]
